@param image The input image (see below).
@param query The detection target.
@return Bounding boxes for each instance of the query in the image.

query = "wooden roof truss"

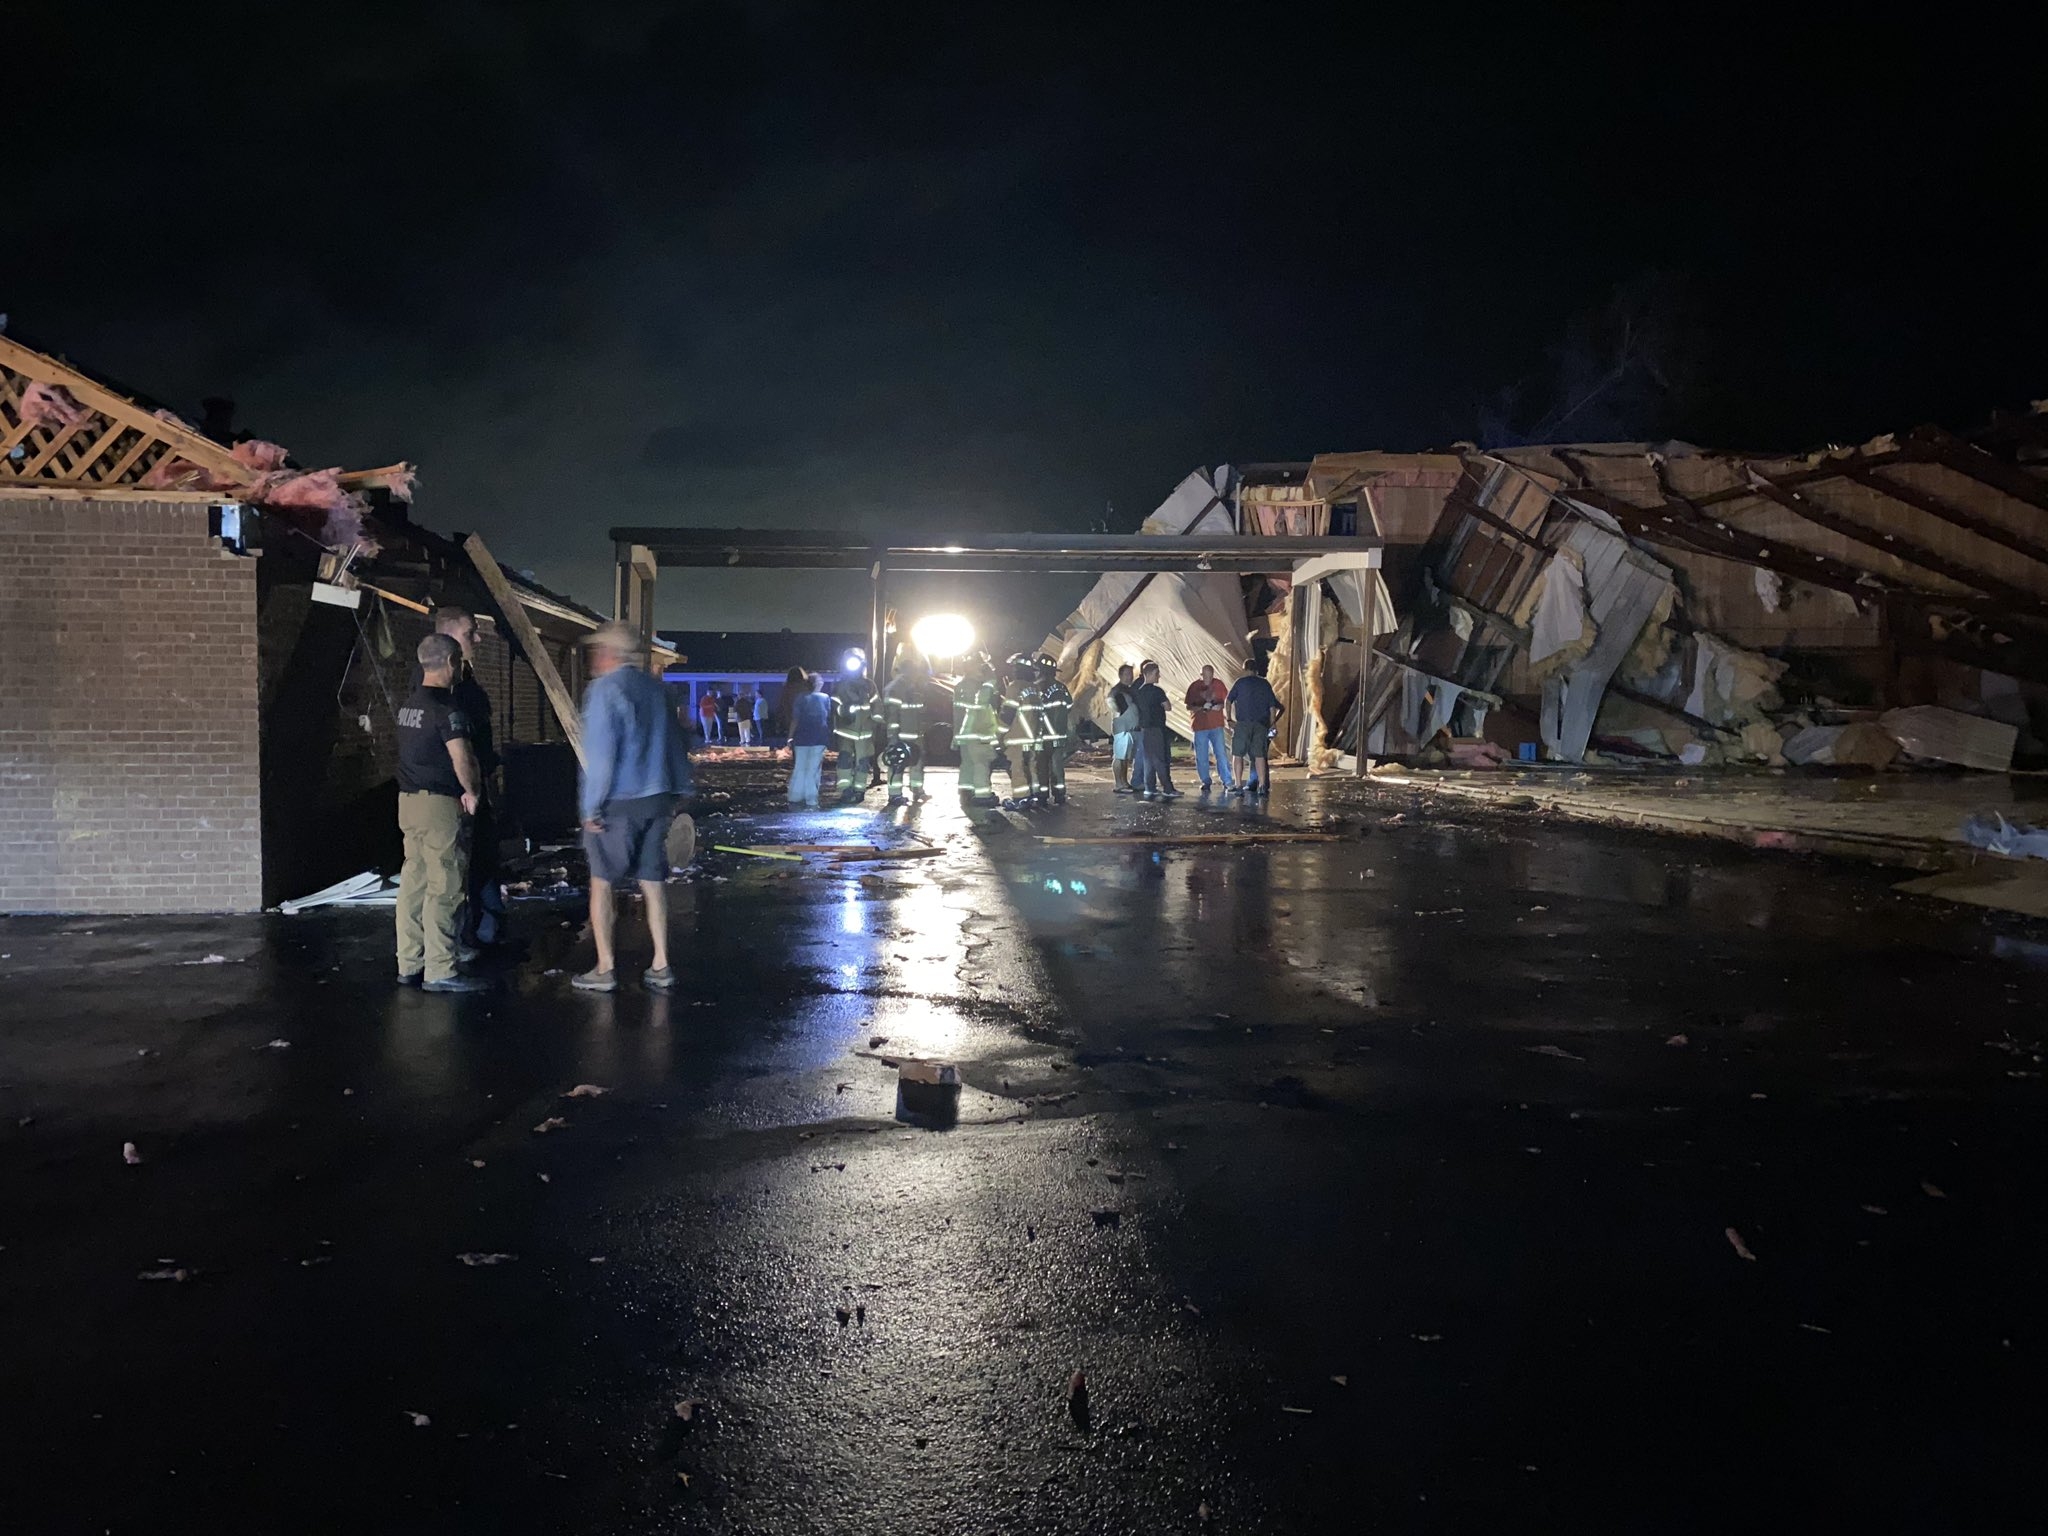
[0,333,268,501]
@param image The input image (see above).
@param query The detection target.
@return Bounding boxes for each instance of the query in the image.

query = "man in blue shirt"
[1227,660,1281,796]
[574,623,692,993]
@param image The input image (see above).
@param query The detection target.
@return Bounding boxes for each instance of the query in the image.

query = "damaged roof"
[0,329,414,548]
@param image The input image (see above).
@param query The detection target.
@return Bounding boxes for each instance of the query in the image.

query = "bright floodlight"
[843,650,865,673]
[910,612,975,659]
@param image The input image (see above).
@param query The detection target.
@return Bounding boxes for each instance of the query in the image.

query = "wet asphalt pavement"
[3,766,2046,1533]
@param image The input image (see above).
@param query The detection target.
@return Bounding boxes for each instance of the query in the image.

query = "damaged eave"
[0,332,412,512]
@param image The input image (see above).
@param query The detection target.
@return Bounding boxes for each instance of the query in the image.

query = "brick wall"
[0,498,261,913]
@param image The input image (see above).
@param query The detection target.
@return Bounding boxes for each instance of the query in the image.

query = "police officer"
[881,649,931,804]
[831,648,878,802]
[953,652,1001,807]
[1000,653,1044,807]
[1037,653,1073,805]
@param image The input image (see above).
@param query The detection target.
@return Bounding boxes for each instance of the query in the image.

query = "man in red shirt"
[1184,663,1234,792]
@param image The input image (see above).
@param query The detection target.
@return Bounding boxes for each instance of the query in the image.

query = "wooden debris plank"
[464,532,586,767]
[830,845,947,861]
[753,843,888,855]
[1036,832,1342,846]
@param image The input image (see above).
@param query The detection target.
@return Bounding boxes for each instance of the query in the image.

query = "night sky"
[8,3,2043,635]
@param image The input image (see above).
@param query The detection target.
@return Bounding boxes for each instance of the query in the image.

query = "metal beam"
[1746,469,2048,614]
[1839,463,2048,570]
[1906,426,2048,515]
[607,527,1380,574]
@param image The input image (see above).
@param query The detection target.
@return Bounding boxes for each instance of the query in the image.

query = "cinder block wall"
[0,498,261,913]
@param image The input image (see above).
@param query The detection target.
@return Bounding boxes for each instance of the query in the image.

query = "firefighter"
[953,652,1001,807]
[881,649,930,804]
[831,648,878,803]
[1037,653,1072,804]
[1000,652,1045,807]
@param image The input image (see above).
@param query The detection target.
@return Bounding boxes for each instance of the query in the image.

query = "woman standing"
[786,669,832,807]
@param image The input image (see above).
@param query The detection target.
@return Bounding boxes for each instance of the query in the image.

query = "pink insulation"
[230,438,290,472]
[18,380,89,429]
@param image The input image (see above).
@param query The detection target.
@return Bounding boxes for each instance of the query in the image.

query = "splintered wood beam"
[463,532,586,767]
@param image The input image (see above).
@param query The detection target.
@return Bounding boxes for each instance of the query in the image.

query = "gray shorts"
[586,794,676,884]
[1233,721,1270,758]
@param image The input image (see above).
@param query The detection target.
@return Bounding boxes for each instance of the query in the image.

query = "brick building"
[1,330,649,914]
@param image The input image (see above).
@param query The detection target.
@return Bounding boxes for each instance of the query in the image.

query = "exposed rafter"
[0,333,255,498]
[0,333,410,514]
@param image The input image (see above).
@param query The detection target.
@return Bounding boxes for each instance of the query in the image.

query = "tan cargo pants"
[396,792,469,982]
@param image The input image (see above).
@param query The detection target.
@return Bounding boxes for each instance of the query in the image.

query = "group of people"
[781,646,937,809]
[694,686,759,745]
[1110,657,1280,799]
[392,616,1282,995]
[395,614,688,995]
[953,650,1072,809]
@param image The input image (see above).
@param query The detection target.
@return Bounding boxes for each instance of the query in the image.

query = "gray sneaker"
[423,975,488,994]
[643,966,677,992]
[571,968,618,993]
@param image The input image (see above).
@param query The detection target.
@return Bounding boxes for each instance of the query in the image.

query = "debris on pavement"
[1038,832,1342,847]
[1920,1180,1948,1199]
[138,1266,192,1282]
[181,953,231,966]
[1878,706,2017,773]
[1665,1033,1689,1046]
[122,1141,142,1165]
[1331,1375,1348,1387]
[1959,810,2048,861]
[563,1084,608,1099]
[1525,1044,1584,1061]
[405,1411,431,1428]
[1725,1227,1759,1262]
[1281,1404,1315,1416]
[532,1116,569,1134]
[456,1252,517,1267]
[674,1399,700,1422]
[263,1038,291,1050]
[895,1059,961,1125]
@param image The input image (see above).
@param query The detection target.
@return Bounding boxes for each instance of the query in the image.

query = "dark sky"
[9,3,2045,635]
